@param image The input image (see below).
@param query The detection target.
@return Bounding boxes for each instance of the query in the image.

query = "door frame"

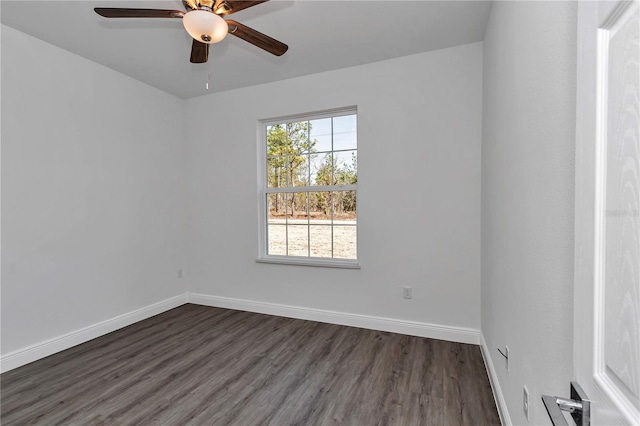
[574,1,640,424]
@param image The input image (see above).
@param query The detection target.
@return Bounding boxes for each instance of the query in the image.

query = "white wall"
[481,2,577,424]
[1,25,187,356]
[184,43,483,332]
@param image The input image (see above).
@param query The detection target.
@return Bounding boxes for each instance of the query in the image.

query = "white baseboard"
[187,293,480,345]
[0,294,187,373]
[1,292,481,374]
[480,332,512,426]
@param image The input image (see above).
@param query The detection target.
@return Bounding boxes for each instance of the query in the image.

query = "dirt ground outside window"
[267,219,356,259]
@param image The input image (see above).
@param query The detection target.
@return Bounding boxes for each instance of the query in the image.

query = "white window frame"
[256,106,359,269]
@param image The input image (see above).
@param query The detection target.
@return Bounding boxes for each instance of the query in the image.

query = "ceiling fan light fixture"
[183,9,228,44]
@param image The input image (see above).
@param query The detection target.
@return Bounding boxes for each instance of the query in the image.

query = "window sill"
[256,256,361,269]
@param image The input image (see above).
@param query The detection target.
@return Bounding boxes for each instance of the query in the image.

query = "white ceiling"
[1,0,492,99]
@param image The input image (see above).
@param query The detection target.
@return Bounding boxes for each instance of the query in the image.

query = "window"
[258,108,358,268]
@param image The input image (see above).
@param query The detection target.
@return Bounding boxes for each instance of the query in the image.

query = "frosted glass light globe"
[183,10,228,44]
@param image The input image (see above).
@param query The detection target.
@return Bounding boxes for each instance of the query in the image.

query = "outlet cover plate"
[403,287,412,299]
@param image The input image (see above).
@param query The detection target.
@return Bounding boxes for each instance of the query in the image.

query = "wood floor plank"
[1,304,500,425]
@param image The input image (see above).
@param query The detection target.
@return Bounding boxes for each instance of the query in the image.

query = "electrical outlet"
[178,269,183,279]
[523,385,530,421]
[403,287,412,299]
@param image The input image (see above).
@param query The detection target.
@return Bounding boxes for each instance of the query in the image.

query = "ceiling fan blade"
[94,8,184,18]
[214,0,268,15]
[190,39,210,63]
[226,20,288,56]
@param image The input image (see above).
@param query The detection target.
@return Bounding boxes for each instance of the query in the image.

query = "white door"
[573,0,640,425]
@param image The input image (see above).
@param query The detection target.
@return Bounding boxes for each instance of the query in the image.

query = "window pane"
[267,124,285,156]
[333,132,357,151]
[309,118,332,152]
[293,154,310,187]
[267,193,286,220]
[309,191,331,219]
[286,121,313,154]
[267,156,288,188]
[287,192,309,256]
[333,225,357,259]
[332,115,357,151]
[294,192,310,221]
[287,224,309,257]
[310,153,332,187]
[333,114,357,133]
[333,190,357,220]
[310,224,332,258]
[312,134,332,154]
[278,121,310,187]
[287,192,309,219]
[267,224,287,256]
[310,117,332,136]
[333,151,357,185]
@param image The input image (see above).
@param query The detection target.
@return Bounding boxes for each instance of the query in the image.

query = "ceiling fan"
[94,0,288,63]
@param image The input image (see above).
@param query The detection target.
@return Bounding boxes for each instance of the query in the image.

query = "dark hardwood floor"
[1,304,500,425]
